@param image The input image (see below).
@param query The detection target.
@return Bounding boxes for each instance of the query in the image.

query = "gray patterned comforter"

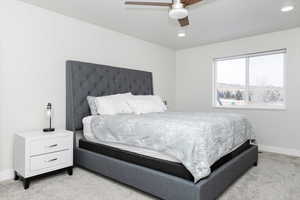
[90,112,254,182]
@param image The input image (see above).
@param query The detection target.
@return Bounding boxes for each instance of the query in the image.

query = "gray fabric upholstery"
[66,60,153,131]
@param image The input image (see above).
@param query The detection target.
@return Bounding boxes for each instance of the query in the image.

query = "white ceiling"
[20,0,300,49]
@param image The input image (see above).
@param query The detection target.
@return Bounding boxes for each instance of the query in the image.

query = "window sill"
[212,105,286,111]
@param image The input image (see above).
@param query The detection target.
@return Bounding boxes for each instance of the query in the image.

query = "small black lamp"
[43,103,55,132]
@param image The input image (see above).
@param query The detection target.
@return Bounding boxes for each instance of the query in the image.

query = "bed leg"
[253,161,258,167]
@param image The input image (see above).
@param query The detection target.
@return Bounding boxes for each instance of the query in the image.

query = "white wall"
[0,0,176,175]
[176,28,300,155]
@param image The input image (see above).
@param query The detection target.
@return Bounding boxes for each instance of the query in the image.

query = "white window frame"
[212,49,287,110]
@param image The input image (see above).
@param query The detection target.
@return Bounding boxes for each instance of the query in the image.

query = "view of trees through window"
[214,50,285,108]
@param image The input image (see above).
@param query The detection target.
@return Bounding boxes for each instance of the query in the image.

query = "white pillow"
[126,95,167,114]
[95,93,133,115]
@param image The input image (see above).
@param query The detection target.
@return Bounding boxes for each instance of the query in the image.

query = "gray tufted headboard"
[66,60,153,131]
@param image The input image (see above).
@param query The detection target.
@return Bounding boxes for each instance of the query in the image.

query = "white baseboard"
[259,144,300,157]
[0,169,14,182]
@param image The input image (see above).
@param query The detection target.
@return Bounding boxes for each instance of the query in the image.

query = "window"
[213,49,286,109]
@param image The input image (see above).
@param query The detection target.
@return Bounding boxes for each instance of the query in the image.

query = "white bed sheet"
[82,116,180,163]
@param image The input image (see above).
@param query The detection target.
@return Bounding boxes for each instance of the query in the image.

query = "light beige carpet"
[1,152,300,200]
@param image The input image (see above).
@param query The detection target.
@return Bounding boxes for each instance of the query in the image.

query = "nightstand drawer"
[30,150,71,171]
[30,136,72,156]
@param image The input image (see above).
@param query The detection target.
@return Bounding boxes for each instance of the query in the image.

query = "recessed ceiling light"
[281,5,295,12]
[177,30,186,37]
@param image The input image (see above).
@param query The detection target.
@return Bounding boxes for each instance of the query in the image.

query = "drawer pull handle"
[46,158,58,162]
[48,144,58,148]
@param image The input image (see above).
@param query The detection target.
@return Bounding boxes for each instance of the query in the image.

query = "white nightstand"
[14,130,73,189]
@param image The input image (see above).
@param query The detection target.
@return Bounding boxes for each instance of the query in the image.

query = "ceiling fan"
[124,0,203,27]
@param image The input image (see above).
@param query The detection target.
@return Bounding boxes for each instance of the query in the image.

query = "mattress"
[83,116,179,163]
[82,113,254,181]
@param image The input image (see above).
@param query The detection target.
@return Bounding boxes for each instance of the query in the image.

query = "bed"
[66,60,258,200]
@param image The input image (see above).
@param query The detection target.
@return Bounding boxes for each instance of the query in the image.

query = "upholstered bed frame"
[66,60,258,200]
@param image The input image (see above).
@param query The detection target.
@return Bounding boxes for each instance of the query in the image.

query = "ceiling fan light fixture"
[169,2,188,19]
[169,8,188,19]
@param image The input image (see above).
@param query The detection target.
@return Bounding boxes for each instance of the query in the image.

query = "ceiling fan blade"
[182,0,203,6]
[125,1,172,6]
[178,16,189,26]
